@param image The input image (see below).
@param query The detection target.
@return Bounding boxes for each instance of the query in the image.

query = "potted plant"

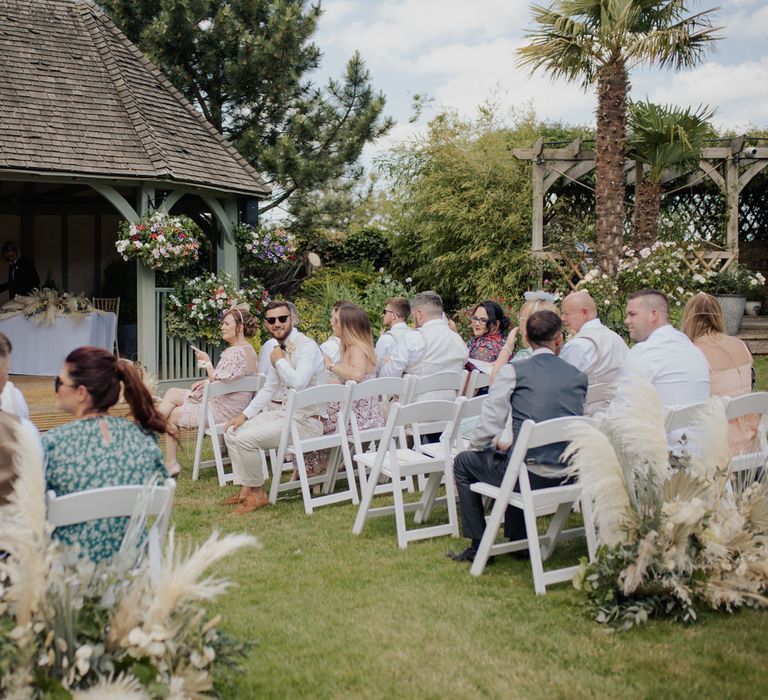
[706,264,766,335]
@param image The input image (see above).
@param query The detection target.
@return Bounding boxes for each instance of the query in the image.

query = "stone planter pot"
[713,294,746,335]
[745,301,762,317]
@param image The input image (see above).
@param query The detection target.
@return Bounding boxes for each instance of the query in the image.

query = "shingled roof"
[0,0,270,198]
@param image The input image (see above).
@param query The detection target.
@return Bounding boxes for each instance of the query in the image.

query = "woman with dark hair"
[157,306,259,476]
[682,292,757,455]
[466,301,509,370]
[42,347,175,562]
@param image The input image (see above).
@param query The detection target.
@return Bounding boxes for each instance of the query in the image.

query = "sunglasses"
[265,314,290,325]
[54,376,77,392]
[382,309,399,316]
[470,315,490,324]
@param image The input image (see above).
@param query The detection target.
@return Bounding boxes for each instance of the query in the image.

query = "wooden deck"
[13,375,132,432]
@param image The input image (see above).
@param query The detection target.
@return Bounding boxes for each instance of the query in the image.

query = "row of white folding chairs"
[190,368,476,493]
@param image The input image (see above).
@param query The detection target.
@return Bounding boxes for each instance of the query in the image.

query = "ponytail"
[116,359,177,438]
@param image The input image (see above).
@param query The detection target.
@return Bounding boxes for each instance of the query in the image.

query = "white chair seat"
[470,481,582,511]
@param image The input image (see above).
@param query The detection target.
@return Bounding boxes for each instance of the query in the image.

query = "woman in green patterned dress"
[43,347,176,562]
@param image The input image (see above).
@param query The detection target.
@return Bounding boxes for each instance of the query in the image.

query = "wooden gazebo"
[0,0,270,380]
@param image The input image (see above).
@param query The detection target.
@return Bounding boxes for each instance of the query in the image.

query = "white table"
[0,312,117,375]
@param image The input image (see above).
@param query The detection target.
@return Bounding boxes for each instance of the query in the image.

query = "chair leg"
[391,465,409,549]
[444,463,460,538]
[523,501,547,595]
[353,460,382,535]
[540,502,572,561]
[211,431,228,487]
[470,492,508,577]
[340,437,359,504]
[414,471,441,524]
[192,420,206,482]
[581,495,598,562]
[294,451,314,515]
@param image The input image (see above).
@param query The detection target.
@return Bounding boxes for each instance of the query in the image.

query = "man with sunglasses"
[257,301,299,376]
[375,296,414,376]
[223,300,325,514]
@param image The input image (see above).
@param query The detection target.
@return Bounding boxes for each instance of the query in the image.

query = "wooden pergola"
[514,136,768,269]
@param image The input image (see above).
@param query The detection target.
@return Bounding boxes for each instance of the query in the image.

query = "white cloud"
[638,57,768,129]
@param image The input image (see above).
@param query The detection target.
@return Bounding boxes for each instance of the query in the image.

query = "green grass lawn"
[172,359,768,699]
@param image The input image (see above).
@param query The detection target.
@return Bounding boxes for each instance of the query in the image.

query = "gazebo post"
[215,196,239,287]
[136,184,157,375]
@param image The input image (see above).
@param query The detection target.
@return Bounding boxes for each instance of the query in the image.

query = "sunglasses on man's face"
[265,314,290,325]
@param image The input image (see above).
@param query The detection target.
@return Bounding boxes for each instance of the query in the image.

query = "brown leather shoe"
[221,492,244,506]
[231,493,269,514]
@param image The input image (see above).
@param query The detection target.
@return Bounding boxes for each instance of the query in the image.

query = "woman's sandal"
[167,462,182,479]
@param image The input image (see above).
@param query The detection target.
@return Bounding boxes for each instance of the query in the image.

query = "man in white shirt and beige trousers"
[223,301,325,514]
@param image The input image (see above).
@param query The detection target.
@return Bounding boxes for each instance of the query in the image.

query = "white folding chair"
[192,374,265,486]
[347,377,414,496]
[584,381,615,416]
[403,370,469,404]
[724,392,768,479]
[464,369,491,398]
[46,477,176,547]
[663,401,711,434]
[92,296,120,356]
[469,416,598,595]
[352,399,462,549]
[269,383,356,514]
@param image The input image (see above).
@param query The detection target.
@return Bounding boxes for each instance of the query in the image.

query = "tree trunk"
[632,165,663,252]
[595,59,629,279]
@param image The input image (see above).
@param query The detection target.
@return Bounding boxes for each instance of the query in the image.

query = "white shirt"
[561,318,628,382]
[243,329,324,418]
[320,335,341,364]
[375,322,412,375]
[622,324,710,409]
[0,381,30,418]
[257,338,277,377]
[378,323,425,378]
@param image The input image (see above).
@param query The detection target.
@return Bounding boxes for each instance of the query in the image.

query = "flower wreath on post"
[166,272,270,344]
[116,211,201,273]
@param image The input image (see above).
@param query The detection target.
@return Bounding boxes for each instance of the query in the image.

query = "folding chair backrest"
[349,376,408,402]
[46,478,176,543]
[391,399,458,432]
[448,393,487,448]
[92,296,120,314]
[404,370,468,404]
[276,383,353,465]
[204,373,264,399]
[465,370,491,397]
[664,401,710,433]
[585,382,615,412]
[724,392,768,420]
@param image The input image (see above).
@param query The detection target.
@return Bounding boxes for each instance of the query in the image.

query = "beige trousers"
[223,409,323,487]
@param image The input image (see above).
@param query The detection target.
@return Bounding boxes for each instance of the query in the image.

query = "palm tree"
[517,0,720,277]
[627,100,714,250]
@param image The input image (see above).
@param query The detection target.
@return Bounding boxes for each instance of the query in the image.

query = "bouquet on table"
[0,288,93,325]
[116,212,201,273]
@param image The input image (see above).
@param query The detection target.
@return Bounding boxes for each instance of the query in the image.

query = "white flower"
[405,277,412,283]
[653,269,661,275]
[693,273,706,284]
[639,248,651,259]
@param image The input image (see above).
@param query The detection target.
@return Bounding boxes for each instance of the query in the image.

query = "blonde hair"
[681,292,725,341]
[338,305,377,369]
[518,299,559,347]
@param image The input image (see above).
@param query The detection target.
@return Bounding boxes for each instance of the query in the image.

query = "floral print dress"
[43,416,166,562]
[177,344,258,428]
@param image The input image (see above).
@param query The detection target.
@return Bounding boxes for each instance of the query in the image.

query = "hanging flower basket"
[166,272,270,343]
[116,211,201,273]
[234,224,298,265]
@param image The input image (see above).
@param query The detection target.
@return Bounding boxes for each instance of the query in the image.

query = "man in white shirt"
[384,291,468,400]
[257,301,299,376]
[560,291,629,413]
[622,289,710,409]
[375,296,412,375]
[223,300,325,514]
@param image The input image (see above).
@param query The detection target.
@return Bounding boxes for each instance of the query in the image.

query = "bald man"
[560,291,629,405]
[622,288,709,410]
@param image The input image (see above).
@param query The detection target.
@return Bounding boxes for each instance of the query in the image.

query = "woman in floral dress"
[157,307,259,476]
[466,301,509,373]
[43,347,175,563]
[299,304,384,477]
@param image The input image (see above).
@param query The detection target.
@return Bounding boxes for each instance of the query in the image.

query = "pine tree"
[103,0,393,215]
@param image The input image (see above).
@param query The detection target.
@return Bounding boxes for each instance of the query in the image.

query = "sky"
[312,0,768,165]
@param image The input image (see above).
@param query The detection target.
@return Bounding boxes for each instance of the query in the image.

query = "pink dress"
[695,335,759,456]
[300,371,385,477]
[177,344,258,428]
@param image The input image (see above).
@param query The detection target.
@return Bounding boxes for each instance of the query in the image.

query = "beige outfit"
[223,329,325,487]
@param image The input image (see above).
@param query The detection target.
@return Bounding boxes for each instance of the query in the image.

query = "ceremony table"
[0,312,117,375]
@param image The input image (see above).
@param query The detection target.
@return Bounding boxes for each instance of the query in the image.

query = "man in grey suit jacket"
[450,311,588,562]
